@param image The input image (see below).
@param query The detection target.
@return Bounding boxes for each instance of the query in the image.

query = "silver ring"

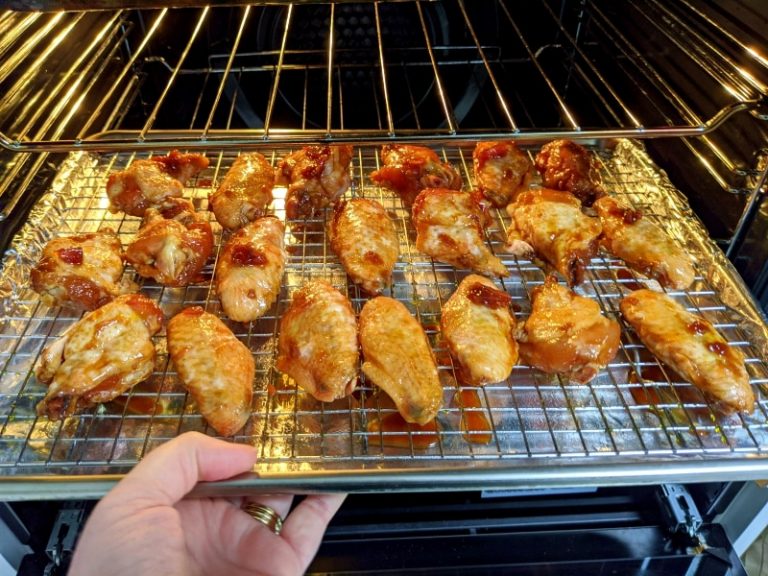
[243,502,284,535]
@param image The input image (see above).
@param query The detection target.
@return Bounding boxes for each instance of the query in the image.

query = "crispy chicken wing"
[209,152,275,231]
[620,289,753,413]
[167,307,254,436]
[371,144,462,207]
[276,145,353,220]
[506,188,601,286]
[534,139,604,205]
[412,188,508,278]
[106,151,209,216]
[473,141,532,207]
[518,277,620,384]
[441,274,517,385]
[329,198,399,294]
[215,216,286,323]
[594,196,695,290]
[125,198,213,287]
[276,281,359,402]
[360,297,443,425]
[30,230,124,311]
[35,294,163,420]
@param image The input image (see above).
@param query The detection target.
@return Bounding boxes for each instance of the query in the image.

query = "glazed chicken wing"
[534,139,604,205]
[209,152,275,231]
[30,230,124,311]
[167,307,254,436]
[125,198,213,287]
[329,198,399,294]
[620,289,753,413]
[360,296,443,425]
[106,151,209,216]
[594,196,695,290]
[518,276,620,384]
[371,144,462,207]
[412,188,508,278]
[35,294,163,420]
[276,281,359,402]
[441,274,517,385]
[276,145,353,220]
[215,216,286,323]
[506,188,601,286]
[473,141,532,207]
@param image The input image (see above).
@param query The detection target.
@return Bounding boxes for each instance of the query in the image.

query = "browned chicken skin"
[371,144,462,207]
[209,152,275,231]
[594,196,696,290]
[276,145,353,220]
[125,198,213,287]
[412,188,508,278]
[276,281,359,402]
[473,141,532,207]
[359,296,443,425]
[215,216,286,323]
[35,294,164,420]
[329,198,399,294]
[106,151,209,217]
[441,274,518,385]
[506,188,601,286]
[167,307,254,436]
[620,289,753,413]
[534,139,604,205]
[30,230,125,311]
[518,277,620,384]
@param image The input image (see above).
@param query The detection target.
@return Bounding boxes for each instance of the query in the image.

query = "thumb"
[109,431,257,507]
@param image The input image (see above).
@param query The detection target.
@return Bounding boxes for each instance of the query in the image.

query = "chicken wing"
[215,216,286,323]
[473,141,532,207]
[125,198,213,287]
[167,307,254,436]
[620,289,753,413]
[360,297,443,425]
[518,277,620,384]
[506,188,601,286]
[35,294,163,420]
[106,151,209,217]
[276,281,359,402]
[209,152,275,231]
[329,198,399,294]
[30,230,124,311]
[534,139,604,205]
[371,144,462,207]
[594,196,695,290]
[276,145,353,220]
[441,274,517,385]
[412,188,508,278]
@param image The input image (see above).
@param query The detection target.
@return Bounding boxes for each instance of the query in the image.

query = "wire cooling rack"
[1,139,768,496]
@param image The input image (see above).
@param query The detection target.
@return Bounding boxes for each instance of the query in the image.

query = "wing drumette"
[441,274,517,385]
[534,139,604,205]
[473,140,532,207]
[215,216,286,323]
[209,152,275,231]
[518,276,620,384]
[30,230,125,311]
[276,281,359,402]
[620,289,753,413]
[167,307,254,436]
[35,294,163,419]
[412,187,508,278]
[329,198,399,294]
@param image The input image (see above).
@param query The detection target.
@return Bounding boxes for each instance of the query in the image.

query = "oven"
[0,1,767,574]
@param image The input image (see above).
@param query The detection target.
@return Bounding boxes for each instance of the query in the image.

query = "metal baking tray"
[1,138,768,500]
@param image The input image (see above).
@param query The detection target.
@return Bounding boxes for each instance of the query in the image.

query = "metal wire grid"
[1,141,768,477]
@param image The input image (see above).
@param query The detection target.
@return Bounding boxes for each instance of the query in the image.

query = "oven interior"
[1,1,768,574]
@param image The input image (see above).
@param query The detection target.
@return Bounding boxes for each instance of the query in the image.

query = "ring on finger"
[243,502,284,535]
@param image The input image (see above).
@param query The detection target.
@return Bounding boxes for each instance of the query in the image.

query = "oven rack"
[1,139,768,499]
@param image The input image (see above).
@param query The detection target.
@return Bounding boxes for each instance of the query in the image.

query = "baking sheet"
[1,139,768,489]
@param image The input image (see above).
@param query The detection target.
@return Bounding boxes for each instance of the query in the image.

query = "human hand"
[69,432,346,576]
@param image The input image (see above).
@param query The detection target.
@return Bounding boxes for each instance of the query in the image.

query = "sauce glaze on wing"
[473,141,532,207]
[209,152,275,231]
[534,139,603,205]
